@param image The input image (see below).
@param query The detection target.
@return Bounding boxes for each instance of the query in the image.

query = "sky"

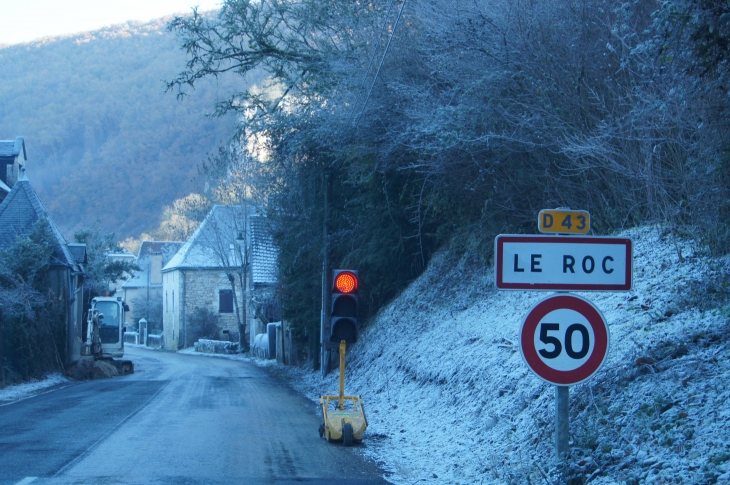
[0,0,220,46]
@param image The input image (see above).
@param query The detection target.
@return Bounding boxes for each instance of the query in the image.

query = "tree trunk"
[227,273,243,348]
[238,271,249,351]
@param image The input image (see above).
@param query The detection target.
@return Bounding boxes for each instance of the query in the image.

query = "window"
[172,290,175,313]
[219,289,233,313]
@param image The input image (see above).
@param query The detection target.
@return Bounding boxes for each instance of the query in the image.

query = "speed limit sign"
[520,294,609,385]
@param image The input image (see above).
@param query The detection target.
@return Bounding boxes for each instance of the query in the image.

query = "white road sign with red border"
[495,235,632,291]
[520,294,609,386]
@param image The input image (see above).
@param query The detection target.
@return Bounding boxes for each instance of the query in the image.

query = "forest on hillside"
[167,0,730,351]
[0,18,242,238]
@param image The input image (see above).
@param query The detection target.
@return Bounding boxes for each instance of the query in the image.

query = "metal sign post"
[556,386,569,459]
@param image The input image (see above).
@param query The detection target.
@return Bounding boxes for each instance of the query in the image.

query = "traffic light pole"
[0,306,4,386]
[320,170,332,377]
[339,340,346,410]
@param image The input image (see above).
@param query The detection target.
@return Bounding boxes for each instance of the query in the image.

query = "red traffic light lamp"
[330,270,359,344]
[334,271,358,294]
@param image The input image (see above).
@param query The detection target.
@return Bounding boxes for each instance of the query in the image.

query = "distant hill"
[0,17,241,239]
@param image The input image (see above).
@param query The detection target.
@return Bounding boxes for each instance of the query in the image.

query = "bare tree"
[152,194,212,242]
[196,204,250,350]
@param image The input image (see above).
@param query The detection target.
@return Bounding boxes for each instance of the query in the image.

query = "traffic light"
[330,269,358,344]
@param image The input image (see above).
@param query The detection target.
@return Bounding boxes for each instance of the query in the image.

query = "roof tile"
[163,205,278,286]
[0,179,80,271]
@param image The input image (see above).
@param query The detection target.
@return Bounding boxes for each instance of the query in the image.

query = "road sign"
[495,235,632,291]
[538,209,590,234]
[520,294,609,385]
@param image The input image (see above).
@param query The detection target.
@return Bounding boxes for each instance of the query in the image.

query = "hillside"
[0,18,242,238]
[279,226,730,484]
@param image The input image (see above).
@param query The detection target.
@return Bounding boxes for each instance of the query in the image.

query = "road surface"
[0,346,388,485]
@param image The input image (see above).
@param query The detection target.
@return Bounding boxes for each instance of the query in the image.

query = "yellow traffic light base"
[319,340,368,446]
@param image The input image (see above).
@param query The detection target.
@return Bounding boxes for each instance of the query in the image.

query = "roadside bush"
[131,293,163,333]
[0,220,67,383]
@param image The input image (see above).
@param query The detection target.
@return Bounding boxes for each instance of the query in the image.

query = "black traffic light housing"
[330,269,358,344]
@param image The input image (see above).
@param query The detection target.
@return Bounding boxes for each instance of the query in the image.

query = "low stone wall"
[123,332,139,345]
[147,333,164,349]
[193,339,240,354]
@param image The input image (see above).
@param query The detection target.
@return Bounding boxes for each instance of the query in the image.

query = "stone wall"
[184,269,243,342]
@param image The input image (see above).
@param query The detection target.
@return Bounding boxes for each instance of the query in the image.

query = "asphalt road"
[0,346,388,485]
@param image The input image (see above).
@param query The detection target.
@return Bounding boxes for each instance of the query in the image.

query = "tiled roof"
[250,215,278,285]
[163,205,245,270]
[0,178,80,272]
[0,137,26,159]
[122,241,183,289]
[68,243,88,264]
[163,205,279,286]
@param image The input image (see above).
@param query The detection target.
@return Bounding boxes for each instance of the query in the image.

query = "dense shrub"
[0,220,67,383]
[187,307,221,344]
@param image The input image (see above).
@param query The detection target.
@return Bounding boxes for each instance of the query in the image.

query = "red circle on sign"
[520,294,609,385]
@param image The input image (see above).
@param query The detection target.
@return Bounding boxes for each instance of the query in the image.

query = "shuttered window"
[219,289,233,313]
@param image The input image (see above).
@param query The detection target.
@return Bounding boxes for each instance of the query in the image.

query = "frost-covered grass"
[0,373,69,405]
[274,226,730,484]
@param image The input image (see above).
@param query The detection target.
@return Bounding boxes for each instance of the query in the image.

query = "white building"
[161,205,278,351]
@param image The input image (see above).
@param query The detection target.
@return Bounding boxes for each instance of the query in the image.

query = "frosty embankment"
[282,226,730,484]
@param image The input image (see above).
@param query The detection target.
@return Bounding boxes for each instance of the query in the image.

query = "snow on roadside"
[273,226,730,484]
[0,373,69,405]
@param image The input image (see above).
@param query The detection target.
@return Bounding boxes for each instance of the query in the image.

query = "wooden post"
[556,386,570,461]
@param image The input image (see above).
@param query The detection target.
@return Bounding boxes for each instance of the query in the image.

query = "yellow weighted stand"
[319,340,368,446]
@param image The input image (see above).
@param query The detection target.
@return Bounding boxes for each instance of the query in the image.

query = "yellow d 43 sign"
[538,209,590,234]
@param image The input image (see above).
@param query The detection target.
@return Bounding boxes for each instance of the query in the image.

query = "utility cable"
[346,0,397,127]
[352,0,407,129]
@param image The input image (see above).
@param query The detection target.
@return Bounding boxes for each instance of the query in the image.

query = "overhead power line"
[352,0,407,129]
[347,0,397,127]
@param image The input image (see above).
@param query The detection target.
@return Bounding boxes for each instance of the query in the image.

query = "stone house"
[0,172,87,365]
[161,205,279,351]
[247,214,280,343]
[0,137,27,204]
[121,241,183,330]
[106,249,136,297]
[122,241,183,331]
